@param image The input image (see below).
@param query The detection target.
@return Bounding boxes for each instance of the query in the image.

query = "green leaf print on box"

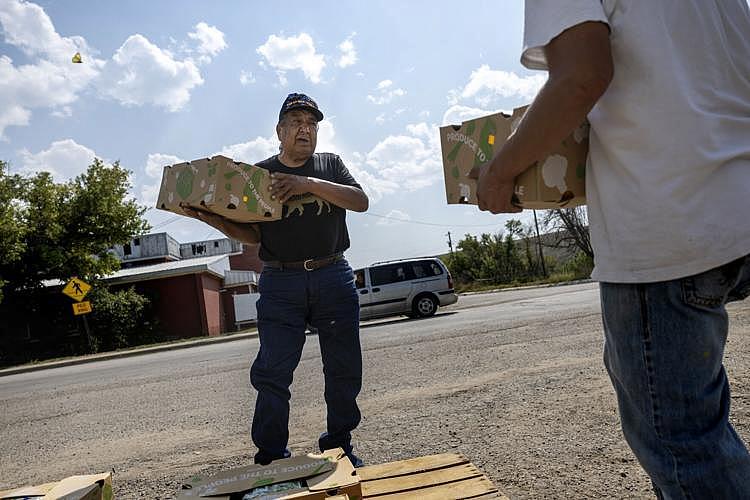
[176,168,195,200]
[243,168,264,213]
[474,118,496,168]
[446,120,476,162]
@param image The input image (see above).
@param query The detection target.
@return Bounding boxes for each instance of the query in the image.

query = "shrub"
[88,287,160,352]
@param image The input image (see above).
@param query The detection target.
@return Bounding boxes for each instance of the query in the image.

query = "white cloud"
[275,70,289,87]
[187,22,227,64]
[442,104,501,126]
[217,135,280,164]
[376,209,411,226]
[0,1,215,133]
[98,34,204,112]
[139,153,183,206]
[51,106,73,118]
[367,79,406,105]
[17,139,97,182]
[0,1,101,136]
[239,70,256,86]
[337,33,357,68]
[0,0,90,60]
[343,121,443,203]
[451,64,546,107]
[145,153,182,179]
[257,33,326,84]
[375,113,386,125]
[345,154,399,204]
[364,130,442,192]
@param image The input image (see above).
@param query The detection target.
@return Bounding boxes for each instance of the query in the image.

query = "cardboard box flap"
[43,473,111,500]
[0,473,111,500]
[183,454,335,497]
[304,449,360,492]
[0,482,57,499]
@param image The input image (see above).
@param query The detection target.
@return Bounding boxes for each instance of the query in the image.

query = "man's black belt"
[263,253,343,271]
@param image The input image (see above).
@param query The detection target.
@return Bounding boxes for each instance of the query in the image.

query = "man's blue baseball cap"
[278,93,324,122]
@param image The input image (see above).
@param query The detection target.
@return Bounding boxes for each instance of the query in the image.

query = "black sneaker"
[254,448,291,465]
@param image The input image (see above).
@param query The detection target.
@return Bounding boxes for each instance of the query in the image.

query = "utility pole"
[533,210,548,277]
[446,231,454,255]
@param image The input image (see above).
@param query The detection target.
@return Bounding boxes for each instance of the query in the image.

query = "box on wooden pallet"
[176,448,361,500]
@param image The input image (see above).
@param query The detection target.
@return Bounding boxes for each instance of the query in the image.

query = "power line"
[146,209,501,232]
[149,214,183,230]
[362,211,500,228]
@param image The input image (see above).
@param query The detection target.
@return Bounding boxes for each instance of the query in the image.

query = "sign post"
[62,277,94,350]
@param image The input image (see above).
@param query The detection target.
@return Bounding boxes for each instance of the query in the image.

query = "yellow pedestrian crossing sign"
[72,301,92,315]
[63,277,91,302]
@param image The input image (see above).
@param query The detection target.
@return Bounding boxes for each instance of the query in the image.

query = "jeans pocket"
[681,257,747,309]
[728,255,750,303]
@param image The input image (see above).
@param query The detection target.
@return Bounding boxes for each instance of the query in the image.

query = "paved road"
[5,280,746,500]
[0,282,599,396]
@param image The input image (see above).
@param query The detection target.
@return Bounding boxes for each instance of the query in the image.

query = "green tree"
[503,219,525,282]
[0,161,26,302]
[0,158,150,302]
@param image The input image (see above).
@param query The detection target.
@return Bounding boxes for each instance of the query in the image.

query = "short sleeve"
[522,0,609,70]
[332,155,362,190]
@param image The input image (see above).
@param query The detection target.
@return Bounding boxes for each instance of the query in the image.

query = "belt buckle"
[303,258,315,271]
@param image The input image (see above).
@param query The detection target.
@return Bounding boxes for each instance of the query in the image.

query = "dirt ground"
[1,286,749,499]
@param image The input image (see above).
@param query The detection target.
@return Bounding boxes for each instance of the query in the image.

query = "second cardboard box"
[440,106,589,209]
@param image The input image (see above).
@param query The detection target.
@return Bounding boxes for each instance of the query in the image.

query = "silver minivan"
[353,257,458,320]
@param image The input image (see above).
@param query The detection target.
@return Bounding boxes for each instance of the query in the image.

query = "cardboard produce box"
[0,472,112,500]
[156,155,283,222]
[440,105,588,209]
[176,448,361,500]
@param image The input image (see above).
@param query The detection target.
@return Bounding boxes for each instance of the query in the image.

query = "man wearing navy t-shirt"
[183,93,368,467]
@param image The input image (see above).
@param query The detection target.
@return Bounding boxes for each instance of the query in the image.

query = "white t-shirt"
[523,0,750,283]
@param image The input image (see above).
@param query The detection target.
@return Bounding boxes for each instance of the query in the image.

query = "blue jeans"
[250,259,362,464]
[601,254,750,499]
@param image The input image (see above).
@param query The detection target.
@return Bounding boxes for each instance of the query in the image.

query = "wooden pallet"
[358,453,508,499]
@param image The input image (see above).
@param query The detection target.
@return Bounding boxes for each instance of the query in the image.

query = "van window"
[411,260,444,278]
[370,263,412,286]
[354,269,366,289]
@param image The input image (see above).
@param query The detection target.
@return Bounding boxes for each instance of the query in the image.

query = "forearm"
[213,218,260,245]
[488,75,600,182]
[489,21,612,183]
[307,178,369,212]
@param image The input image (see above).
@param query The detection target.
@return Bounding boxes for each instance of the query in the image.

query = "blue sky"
[0,0,548,269]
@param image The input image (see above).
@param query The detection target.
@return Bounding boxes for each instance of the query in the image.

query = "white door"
[233,292,260,324]
[367,263,413,317]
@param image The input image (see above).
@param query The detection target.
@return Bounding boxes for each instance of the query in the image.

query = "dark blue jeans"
[250,259,362,464]
[601,254,750,499]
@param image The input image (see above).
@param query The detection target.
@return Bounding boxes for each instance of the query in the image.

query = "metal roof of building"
[105,254,230,285]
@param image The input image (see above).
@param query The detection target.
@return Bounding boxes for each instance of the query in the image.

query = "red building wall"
[124,272,225,339]
[199,274,223,336]
[230,244,263,272]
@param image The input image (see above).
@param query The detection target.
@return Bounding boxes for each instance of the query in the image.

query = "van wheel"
[412,294,438,318]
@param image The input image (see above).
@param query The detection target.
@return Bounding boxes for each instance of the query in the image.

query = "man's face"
[277,109,319,158]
